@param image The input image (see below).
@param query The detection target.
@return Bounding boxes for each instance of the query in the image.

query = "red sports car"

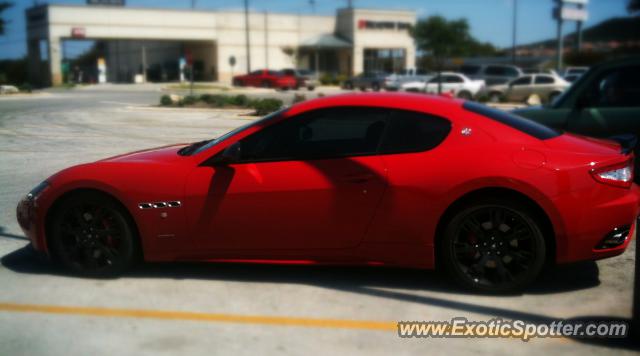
[16,93,639,293]
[232,69,297,90]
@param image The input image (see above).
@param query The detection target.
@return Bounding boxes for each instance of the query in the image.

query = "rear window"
[463,102,560,140]
[379,109,452,154]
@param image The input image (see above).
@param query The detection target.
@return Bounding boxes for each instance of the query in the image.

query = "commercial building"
[26,4,417,86]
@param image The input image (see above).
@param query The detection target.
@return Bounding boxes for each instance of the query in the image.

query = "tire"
[344,82,353,90]
[261,80,271,88]
[371,82,381,91]
[488,92,502,103]
[457,91,472,100]
[307,86,315,91]
[232,79,243,87]
[359,86,367,92]
[49,191,138,277]
[439,197,546,293]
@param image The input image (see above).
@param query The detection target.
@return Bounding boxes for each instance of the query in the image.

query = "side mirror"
[209,142,242,165]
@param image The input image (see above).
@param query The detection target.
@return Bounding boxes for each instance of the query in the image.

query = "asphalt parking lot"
[0,85,637,355]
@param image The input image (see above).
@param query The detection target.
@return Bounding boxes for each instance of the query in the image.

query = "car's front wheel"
[440,198,546,293]
[49,191,138,277]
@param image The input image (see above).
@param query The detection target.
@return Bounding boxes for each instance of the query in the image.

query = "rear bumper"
[553,185,640,263]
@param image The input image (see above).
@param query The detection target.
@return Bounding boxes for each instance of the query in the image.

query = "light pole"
[244,0,251,73]
[511,0,518,64]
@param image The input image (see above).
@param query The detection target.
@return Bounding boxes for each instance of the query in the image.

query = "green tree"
[0,2,12,35]
[410,16,497,93]
[629,0,640,14]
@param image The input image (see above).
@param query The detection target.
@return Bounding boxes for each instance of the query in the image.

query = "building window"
[363,48,406,74]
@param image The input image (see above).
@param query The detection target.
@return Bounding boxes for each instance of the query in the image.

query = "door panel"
[185,156,387,251]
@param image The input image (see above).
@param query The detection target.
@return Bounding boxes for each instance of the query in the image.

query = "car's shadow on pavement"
[2,244,637,350]
[1,243,599,296]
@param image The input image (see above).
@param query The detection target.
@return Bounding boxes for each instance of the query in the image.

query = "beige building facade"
[26,4,416,86]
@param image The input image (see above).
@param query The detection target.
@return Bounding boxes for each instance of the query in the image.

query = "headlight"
[27,181,50,201]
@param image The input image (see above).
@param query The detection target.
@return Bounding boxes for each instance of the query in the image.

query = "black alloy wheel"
[50,192,137,277]
[441,199,546,293]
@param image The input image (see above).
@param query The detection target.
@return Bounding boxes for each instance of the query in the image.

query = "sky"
[0,0,632,60]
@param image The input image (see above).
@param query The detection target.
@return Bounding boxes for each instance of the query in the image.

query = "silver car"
[486,74,570,103]
[460,64,524,86]
[383,68,432,91]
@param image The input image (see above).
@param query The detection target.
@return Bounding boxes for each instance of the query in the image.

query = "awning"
[299,34,352,48]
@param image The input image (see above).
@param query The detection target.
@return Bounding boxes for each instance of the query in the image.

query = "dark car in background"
[461,64,524,86]
[343,71,388,91]
[232,69,298,90]
[515,57,640,177]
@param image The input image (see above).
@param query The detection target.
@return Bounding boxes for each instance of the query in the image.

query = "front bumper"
[16,196,47,253]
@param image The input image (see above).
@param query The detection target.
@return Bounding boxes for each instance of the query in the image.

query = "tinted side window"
[534,75,554,84]
[446,75,463,83]
[379,110,451,154]
[239,107,388,161]
[511,76,531,86]
[585,66,640,108]
[504,67,520,77]
[485,66,505,76]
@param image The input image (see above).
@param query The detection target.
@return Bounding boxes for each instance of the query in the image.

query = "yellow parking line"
[0,302,396,331]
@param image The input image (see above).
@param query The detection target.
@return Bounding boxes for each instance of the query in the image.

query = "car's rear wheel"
[232,78,243,87]
[440,198,546,293]
[50,192,138,277]
[371,82,381,91]
[344,81,353,90]
[261,80,272,88]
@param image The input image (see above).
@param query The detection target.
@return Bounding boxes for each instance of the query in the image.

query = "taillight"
[590,160,634,188]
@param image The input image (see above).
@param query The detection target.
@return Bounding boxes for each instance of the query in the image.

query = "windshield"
[190,108,288,155]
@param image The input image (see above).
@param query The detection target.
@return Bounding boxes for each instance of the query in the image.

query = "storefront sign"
[358,20,411,31]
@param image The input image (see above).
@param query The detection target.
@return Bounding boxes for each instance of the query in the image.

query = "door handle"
[341,173,375,183]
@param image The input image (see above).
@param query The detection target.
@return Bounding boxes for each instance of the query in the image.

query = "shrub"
[334,74,348,86]
[319,73,334,85]
[292,93,306,104]
[182,95,199,106]
[200,94,227,107]
[19,83,33,93]
[475,93,489,103]
[229,94,249,107]
[160,95,173,106]
[251,98,283,116]
[199,94,213,103]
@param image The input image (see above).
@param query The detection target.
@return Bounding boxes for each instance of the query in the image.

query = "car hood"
[99,144,188,164]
